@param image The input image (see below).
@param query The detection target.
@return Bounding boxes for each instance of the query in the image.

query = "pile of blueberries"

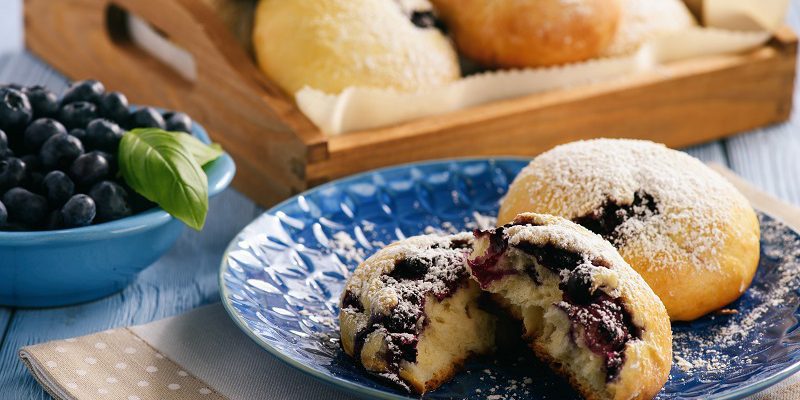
[0,80,194,231]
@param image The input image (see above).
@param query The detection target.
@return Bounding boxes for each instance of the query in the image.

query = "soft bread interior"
[400,282,495,391]
[472,239,613,398]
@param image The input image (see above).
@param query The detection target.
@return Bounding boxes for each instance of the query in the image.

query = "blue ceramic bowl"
[0,121,235,307]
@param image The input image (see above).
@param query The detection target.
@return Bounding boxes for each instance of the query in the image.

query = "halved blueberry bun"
[468,213,671,400]
[339,233,495,393]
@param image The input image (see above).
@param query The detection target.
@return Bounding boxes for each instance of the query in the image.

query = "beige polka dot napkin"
[20,326,225,400]
[18,165,800,400]
[20,304,355,400]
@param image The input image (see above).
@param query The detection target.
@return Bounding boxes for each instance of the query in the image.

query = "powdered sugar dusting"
[509,139,749,272]
[671,215,800,377]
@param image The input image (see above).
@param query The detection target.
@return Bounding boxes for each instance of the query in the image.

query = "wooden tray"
[24,0,798,206]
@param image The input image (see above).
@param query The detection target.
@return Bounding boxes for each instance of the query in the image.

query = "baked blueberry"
[410,10,446,31]
[0,199,6,226]
[164,111,193,133]
[0,87,33,134]
[42,170,75,207]
[23,118,67,153]
[0,157,26,190]
[40,133,84,170]
[389,257,429,280]
[2,187,48,227]
[60,194,96,228]
[69,151,110,187]
[85,119,123,151]
[24,85,59,118]
[61,79,105,104]
[89,180,132,221]
[98,91,129,123]
[59,101,98,129]
[129,107,165,129]
[563,266,595,305]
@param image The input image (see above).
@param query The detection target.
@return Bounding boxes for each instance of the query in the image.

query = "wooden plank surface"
[1,1,799,399]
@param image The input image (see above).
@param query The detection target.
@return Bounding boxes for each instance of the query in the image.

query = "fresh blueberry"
[2,83,24,91]
[42,170,75,207]
[129,107,165,129]
[23,172,44,193]
[89,180,132,221]
[0,129,7,151]
[40,133,85,170]
[60,194,96,228]
[59,101,98,129]
[69,151,110,187]
[2,187,49,228]
[0,148,14,160]
[68,128,88,142]
[85,119,123,151]
[124,182,155,212]
[0,157,26,191]
[0,87,33,134]
[98,91,129,123]
[45,209,63,230]
[24,85,59,118]
[20,154,42,172]
[23,118,67,153]
[94,150,117,176]
[61,80,105,105]
[164,111,193,133]
[0,199,6,226]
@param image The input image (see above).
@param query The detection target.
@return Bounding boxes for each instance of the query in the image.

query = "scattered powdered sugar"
[424,211,497,236]
[510,139,749,273]
[671,216,800,376]
[331,230,368,265]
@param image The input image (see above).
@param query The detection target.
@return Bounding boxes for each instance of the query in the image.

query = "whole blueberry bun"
[430,0,621,68]
[253,0,460,95]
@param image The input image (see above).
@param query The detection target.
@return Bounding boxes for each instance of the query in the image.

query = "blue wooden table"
[1,2,800,399]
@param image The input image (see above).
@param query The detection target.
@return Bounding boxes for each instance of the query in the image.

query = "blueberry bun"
[468,213,671,400]
[498,139,760,321]
[339,233,495,393]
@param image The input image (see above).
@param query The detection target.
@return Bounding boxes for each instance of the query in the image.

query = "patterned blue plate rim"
[219,157,800,400]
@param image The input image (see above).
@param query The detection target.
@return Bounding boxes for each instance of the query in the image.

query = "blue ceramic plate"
[220,158,800,399]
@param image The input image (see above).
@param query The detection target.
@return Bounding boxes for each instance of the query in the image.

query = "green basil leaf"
[173,131,224,166]
[119,128,208,230]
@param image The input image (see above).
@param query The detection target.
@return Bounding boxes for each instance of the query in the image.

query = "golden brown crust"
[498,139,761,321]
[431,0,621,68]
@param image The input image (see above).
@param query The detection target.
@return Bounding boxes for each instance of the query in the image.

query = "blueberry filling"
[558,293,640,381]
[389,257,429,281]
[468,227,511,287]
[341,290,364,312]
[469,226,641,381]
[573,191,658,244]
[409,10,448,33]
